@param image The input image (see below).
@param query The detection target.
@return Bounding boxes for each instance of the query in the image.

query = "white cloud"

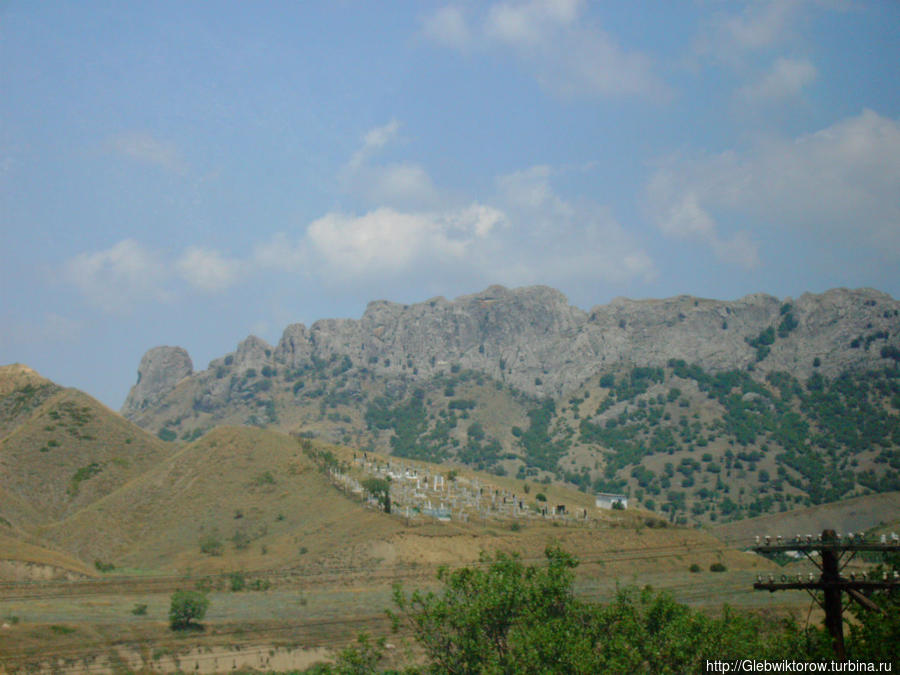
[252,232,309,273]
[718,2,795,52]
[176,247,243,293]
[739,57,817,102]
[63,240,249,311]
[452,203,506,238]
[652,188,760,268]
[62,239,171,312]
[108,132,186,174]
[347,120,400,171]
[343,121,442,209]
[648,110,900,264]
[304,205,503,278]
[495,165,656,284]
[252,164,654,290]
[497,165,570,215]
[484,0,582,46]
[355,162,442,209]
[421,5,472,50]
[694,1,802,66]
[422,1,664,99]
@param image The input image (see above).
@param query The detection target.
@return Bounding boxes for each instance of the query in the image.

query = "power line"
[752,528,900,660]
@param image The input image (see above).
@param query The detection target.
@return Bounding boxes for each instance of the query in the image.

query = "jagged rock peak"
[232,335,274,371]
[121,346,192,416]
[123,285,900,415]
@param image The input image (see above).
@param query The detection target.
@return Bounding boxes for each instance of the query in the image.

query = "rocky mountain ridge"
[122,284,900,419]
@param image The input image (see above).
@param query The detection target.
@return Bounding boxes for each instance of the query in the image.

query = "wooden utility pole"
[753,528,900,660]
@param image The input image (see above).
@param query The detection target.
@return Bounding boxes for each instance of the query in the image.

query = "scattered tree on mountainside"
[365,389,448,463]
[519,398,569,471]
[362,477,391,514]
[578,361,900,522]
[124,329,900,525]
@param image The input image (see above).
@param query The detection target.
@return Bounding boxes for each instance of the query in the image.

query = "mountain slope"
[0,367,174,529]
[117,285,900,526]
[38,426,406,572]
[0,364,62,439]
[123,285,900,424]
[711,491,900,545]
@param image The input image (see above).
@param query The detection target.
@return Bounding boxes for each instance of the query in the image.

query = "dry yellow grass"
[33,426,403,573]
[0,387,173,527]
[0,363,52,398]
[0,532,94,579]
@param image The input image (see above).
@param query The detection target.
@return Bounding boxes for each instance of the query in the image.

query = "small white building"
[595,493,628,510]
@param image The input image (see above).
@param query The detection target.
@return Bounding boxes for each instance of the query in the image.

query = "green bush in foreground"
[168,590,209,631]
[385,546,793,674]
[276,547,899,673]
[307,546,897,673]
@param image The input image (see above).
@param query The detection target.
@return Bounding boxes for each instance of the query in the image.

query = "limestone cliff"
[122,285,899,419]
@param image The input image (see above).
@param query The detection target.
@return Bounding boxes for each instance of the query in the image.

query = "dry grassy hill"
[0,371,174,529]
[0,364,61,438]
[39,426,406,573]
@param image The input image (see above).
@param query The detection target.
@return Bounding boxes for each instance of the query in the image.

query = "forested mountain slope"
[120,286,900,524]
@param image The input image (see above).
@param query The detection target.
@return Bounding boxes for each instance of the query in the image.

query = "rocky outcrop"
[121,346,192,416]
[121,285,900,417]
[266,285,897,395]
[232,336,273,373]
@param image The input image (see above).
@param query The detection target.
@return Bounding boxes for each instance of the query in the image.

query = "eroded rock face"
[121,346,192,416]
[122,285,900,419]
[232,336,273,373]
[266,285,897,395]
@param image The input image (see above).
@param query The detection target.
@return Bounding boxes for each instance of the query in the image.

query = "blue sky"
[2,1,899,408]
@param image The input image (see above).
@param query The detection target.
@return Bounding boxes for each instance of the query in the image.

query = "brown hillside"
[39,426,406,572]
[0,532,94,580]
[33,424,769,581]
[0,385,173,528]
[0,364,61,439]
